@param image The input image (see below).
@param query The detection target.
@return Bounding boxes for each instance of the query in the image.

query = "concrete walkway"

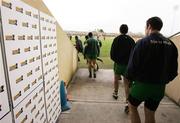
[58,69,180,123]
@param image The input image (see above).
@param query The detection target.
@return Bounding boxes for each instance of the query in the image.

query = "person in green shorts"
[85,32,99,78]
[126,17,178,123]
[110,24,135,112]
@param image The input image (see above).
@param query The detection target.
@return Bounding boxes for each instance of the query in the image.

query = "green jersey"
[85,38,98,59]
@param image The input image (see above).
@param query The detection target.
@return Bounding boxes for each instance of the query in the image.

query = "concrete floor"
[58,69,180,123]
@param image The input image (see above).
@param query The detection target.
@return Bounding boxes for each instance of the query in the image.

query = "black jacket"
[110,35,135,65]
[126,32,178,84]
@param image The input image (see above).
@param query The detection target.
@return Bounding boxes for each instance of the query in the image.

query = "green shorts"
[113,63,127,76]
[86,54,97,60]
[128,81,165,111]
[130,81,165,102]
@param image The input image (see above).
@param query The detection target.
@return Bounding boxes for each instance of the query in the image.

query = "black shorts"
[128,94,161,111]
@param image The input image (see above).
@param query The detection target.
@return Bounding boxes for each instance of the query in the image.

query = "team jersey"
[85,37,99,57]
[110,34,135,65]
[126,32,178,84]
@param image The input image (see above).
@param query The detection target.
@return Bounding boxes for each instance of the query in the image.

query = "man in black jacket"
[126,17,178,123]
[110,24,135,112]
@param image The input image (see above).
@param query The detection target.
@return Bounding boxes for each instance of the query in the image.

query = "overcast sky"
[44,0,180,36]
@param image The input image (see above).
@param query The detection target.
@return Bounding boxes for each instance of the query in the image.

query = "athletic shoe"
[94,73,96,78]
[124,105,129,114]
[112,92,118,99]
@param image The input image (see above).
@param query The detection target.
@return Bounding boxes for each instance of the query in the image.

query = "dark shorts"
[113,63,127,76]
[128,81,165,111]
[86,54,97,60]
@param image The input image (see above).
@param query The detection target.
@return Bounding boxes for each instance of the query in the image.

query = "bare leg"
[92,60,97,78]
[123,77,130,102]
[114,75,120,93]
[129,102,141,123]
[112,74,121,99]
[88,60,92,78]
[144,106,155,123]
[123,77,130,113]
[96,63,99,71]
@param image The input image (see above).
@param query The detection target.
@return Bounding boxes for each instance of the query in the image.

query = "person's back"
[86,32,99,78]
[83,35,89,58]
[110,24,135,113]
[97,36,102,57]
[126,16,178,123]
[86,37,98,57]
[128,32,178,83]
[111,34,135,65]
[75,36,83,53]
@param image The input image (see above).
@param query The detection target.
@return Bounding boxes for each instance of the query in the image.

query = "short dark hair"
[88,32,93,37]
[120,24,128,34]
[85,35,88,40]
[146,16,163,31]
[75,35,78,40]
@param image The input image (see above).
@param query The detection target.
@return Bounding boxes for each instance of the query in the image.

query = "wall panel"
[40,12,61,123]
[0,0,61,122]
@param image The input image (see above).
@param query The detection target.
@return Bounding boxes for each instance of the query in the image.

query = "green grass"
[71,36,114,69]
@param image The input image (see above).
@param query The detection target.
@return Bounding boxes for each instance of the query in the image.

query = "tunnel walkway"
[58,69,180,123]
